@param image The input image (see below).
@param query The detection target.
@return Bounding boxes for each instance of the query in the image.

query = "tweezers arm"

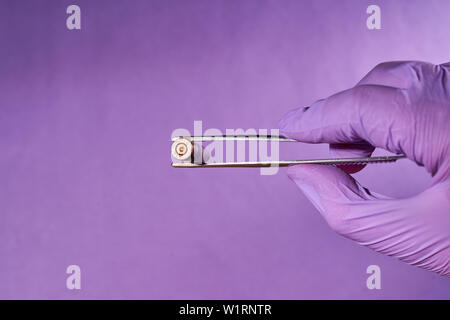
[171,135,297,142]
[172,155,406,168]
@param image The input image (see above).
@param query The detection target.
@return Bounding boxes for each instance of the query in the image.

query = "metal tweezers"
[171,135,406,168]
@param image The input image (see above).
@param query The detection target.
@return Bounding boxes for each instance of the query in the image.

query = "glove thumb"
[287,164,450,276]
[287,164,384,232]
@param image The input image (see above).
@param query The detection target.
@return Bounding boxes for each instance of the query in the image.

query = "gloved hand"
[279,61,450,276]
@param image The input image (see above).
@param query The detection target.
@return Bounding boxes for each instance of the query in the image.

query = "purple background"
[0,0,449,299]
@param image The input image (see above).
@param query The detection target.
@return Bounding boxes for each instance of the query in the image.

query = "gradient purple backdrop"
[0,0,449,299]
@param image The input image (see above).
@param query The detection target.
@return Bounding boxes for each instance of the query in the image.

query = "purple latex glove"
[279,61,450,276]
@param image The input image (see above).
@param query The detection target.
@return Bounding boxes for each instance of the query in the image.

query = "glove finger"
[279,85,408,156]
